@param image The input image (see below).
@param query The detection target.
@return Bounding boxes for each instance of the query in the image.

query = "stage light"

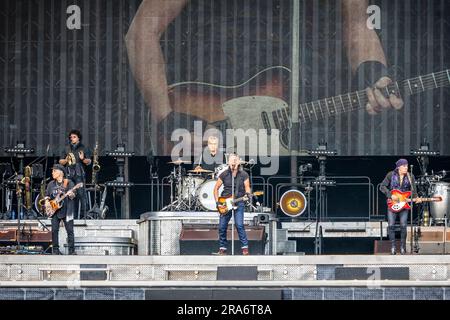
[410,150,439,156]
[311,180,336,186]
[308,149,337,156]
[106,151,135,157]
[279,190,307,217]
[105,181,134,188]
[4,142,34,155]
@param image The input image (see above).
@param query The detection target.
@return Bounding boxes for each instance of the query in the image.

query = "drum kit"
[162,159,256,212]
[162,159,225,211]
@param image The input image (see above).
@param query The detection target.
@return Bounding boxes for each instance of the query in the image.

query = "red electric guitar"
[387,189,442,213]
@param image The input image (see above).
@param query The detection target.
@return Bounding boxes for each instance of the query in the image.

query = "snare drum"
[196,179,224,211]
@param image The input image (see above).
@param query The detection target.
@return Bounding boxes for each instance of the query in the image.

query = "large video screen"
[1,0,449,157]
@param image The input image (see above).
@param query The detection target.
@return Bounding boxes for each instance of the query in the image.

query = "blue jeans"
[218,202,248,250]
[387,209,409,246]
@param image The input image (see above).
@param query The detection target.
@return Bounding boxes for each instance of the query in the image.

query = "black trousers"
[51,215,74,252]
[72,176,87,218]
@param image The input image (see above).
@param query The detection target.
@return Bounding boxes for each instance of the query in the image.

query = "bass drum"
[430,182,450,222]
[180,175,205,200]
[197,179,224,211]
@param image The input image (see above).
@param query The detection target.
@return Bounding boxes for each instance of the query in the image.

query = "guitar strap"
[234,171,242,199]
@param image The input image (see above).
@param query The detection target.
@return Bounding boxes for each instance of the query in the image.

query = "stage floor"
[1,254,450,286]
[2,254,450,300]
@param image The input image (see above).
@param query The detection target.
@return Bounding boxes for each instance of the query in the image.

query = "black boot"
[390,242,396,255]
[388,226,396,255]
[68,247,77,255]
[52,247,62,255]
[400,226,407,255]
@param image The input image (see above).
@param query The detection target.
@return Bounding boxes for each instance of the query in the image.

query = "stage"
[1,254,450,300]
[0,215,449,300]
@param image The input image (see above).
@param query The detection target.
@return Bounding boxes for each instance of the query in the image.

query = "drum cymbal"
[168,159,191,165]
[188,167,213,174]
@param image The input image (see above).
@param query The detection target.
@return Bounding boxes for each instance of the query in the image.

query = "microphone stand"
[231,166,235,256]
[444,213,447,255]
[410,164,414,255]
[16,178,22,248]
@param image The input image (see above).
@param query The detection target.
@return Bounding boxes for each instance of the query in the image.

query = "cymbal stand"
[174,165,190,211]
[162,167,176,211]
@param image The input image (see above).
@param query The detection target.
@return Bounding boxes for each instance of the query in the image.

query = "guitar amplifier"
[17,230,52,243]
[0,229,17,242]
[180,225,266,255]
[374,240,402,254]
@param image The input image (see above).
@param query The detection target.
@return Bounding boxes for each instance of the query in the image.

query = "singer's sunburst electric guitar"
[217,191,264,215]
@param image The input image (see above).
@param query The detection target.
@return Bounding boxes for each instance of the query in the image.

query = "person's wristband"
[353,61,390,89]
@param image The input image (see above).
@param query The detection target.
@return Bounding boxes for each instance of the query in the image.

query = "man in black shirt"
[44,164,76,255]
[380,159,421,255]
[213,153,251,255]
[59,129,91,219]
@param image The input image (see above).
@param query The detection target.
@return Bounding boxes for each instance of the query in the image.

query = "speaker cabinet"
[217,266,257,280]
[335,267,409,280]
[179,225,266,255]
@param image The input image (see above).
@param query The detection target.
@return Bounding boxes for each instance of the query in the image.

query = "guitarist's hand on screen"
[67,191,75,200]
[413,198,423,204]
[353,62,403,115]
[391,194,399,202]
[366,77,404,115]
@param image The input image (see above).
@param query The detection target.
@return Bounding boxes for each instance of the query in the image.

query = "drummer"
[193,135,223,174]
